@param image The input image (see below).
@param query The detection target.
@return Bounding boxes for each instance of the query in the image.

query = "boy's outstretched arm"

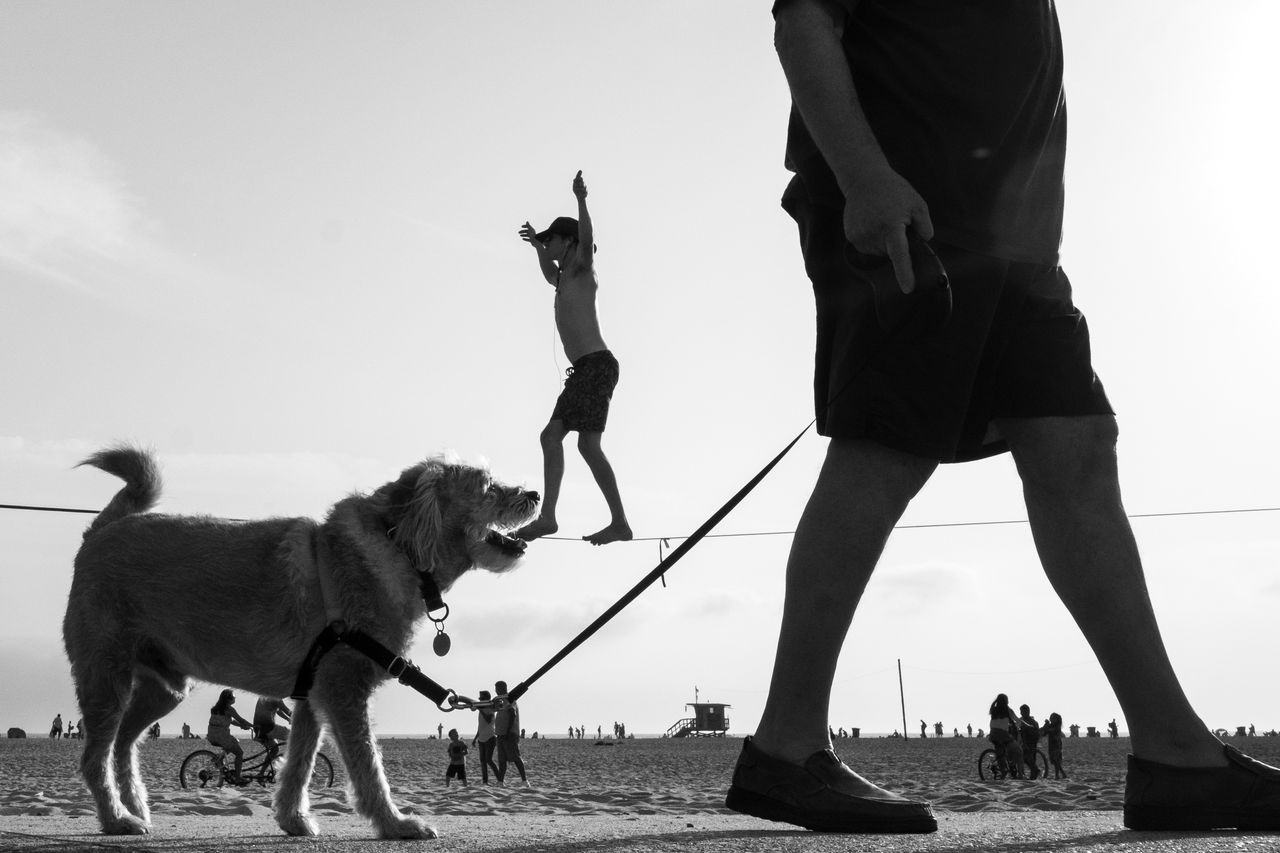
[519,221,559,286]
[572,170,594,267]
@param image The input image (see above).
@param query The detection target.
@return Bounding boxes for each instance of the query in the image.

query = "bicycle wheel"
[1035,748,1050,780]
[179,749,227,789]
[310,752,335,789]
[978,748,1003,781]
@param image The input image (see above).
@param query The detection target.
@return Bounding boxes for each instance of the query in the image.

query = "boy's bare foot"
[516,517,558,541]
[585,520,632,546]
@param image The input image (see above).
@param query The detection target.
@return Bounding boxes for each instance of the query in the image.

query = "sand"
[3,734,1279,851]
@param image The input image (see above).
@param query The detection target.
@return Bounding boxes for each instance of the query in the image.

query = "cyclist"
[253,697,292,763]
[987,694,1022,778]
[207,689,253,783]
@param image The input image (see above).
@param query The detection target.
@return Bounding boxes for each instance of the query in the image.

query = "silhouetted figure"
[1019,705,1041,779]
[987,694,1021,777]
[1043,712,1067,779]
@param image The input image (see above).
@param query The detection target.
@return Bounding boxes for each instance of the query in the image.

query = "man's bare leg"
[517,420,567,541]
[999,415,1226,767]
[578,431,632,546]
[752,438,935,766]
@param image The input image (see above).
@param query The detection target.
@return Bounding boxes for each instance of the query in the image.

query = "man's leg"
[998,415,1225,767]
[752,438,935,762]
[726,438,938,832]
[578,431,632,545]
[517,420,567,540]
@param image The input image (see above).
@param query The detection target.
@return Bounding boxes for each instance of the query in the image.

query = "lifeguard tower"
[664,702,731,738]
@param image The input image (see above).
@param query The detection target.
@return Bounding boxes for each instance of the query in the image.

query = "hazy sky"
[3,1,1278,742]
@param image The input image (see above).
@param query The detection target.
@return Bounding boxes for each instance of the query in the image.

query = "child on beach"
[1043,712,1067,779]
[516,170,631,547]
[445,728,468,786]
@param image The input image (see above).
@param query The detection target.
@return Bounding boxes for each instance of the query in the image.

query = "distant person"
[1043,712,1067,779]
[472,690,500,785]
[1070,723,1080,738]
[1019,705,1041,779]
[148,722,160,739]
[919,720,927,739]
[49,714,63,739]
[967,724,973,738]
[494,680,527,785]
[206,689,252,783]
[445,728,468,787]
[182,722,193,740]
[987,694,1021,777]
[437,722,444,740]
[1109,719,1119,739]
[934,722,943,738]
[515,170,631,546]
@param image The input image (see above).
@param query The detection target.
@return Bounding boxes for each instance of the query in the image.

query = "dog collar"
[420,571,451,657]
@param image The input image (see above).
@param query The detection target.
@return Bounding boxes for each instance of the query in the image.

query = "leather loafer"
[725,737,937,833]
[1125,744,1280,830]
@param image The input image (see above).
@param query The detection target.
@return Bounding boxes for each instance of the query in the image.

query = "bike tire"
[311,752,335,789]
[977,748,999,781]
[179,749,226,790]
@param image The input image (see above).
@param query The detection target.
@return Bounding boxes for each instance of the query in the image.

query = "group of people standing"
[988,694,1066,780]
[449,680,526,787]
[48,713,81,739]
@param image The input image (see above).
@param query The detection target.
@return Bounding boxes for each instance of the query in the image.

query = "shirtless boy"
[517,170,631,546]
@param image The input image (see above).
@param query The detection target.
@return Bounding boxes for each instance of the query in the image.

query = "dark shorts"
[446,763,466,781]
[795,202,1113,463]
[551,350,620,434]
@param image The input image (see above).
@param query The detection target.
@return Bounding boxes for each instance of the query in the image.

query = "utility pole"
[898,659,908,739]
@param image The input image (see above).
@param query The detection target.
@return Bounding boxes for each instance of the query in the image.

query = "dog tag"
[432,631,451,657]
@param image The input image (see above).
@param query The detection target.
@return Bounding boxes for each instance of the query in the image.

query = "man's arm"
[519,221,560,286]
[572,170,594,269]
[773,0,931,292]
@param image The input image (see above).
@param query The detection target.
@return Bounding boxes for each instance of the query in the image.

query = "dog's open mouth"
[485,529,527,557]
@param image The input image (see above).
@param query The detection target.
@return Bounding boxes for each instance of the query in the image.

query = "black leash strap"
[290,621,453,708]
[507,419,813,704]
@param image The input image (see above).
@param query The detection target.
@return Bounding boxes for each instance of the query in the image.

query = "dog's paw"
[102,814,150,836]
[276,810,320,837]
[376,814,438,840]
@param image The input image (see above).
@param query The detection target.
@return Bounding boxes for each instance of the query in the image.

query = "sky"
[2,1,1278,744]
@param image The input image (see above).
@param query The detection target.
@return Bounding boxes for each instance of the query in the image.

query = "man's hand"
[519,221,542,247]
[572,169,587,199]
[843,169,934,294]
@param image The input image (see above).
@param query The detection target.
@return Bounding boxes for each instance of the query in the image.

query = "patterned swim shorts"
[551,349,620,433]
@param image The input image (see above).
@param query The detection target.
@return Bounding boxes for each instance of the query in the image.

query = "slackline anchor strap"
[507,418,815,704]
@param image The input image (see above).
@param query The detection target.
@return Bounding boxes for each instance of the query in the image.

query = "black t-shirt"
[776,0,1067,264]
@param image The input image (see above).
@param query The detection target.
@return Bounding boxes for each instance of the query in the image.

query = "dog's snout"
[526,491,541,504]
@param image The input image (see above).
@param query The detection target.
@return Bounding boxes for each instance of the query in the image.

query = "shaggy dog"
[63,446,538,839]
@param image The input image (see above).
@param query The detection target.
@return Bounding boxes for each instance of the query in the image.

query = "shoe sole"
[1125,805,1280,831]
[725,785,938,834]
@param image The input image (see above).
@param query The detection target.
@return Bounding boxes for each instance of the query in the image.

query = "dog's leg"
[73,665,149,835]
[314,678,437,840]
[273,699,322,837]
[112,673,186,827]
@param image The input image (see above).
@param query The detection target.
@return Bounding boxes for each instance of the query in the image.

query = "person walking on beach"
[516,170,632,547]
[472,690,500,784]
[445,728,468,787]
[728,0,1280,834]
[1043,712,1067,779]
[49,713,63,739]
[494,680,527,785]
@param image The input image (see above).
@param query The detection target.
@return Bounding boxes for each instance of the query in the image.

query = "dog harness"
[290,531,456,706]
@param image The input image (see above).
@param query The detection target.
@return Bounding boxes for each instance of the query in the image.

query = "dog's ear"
[389,460,446,573]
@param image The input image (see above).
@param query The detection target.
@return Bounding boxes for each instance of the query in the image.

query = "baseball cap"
[535,216,578,243]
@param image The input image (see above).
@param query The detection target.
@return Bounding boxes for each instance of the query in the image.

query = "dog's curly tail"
[77,445,162,539]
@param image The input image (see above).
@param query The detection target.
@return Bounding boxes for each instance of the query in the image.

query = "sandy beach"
[3,734,1279,851]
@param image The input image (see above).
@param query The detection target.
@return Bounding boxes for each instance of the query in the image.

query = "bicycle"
[179,739,335,790]
[978,743,1049,781]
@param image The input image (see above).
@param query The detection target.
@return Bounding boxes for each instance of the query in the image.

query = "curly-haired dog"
[63,446,538,839]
